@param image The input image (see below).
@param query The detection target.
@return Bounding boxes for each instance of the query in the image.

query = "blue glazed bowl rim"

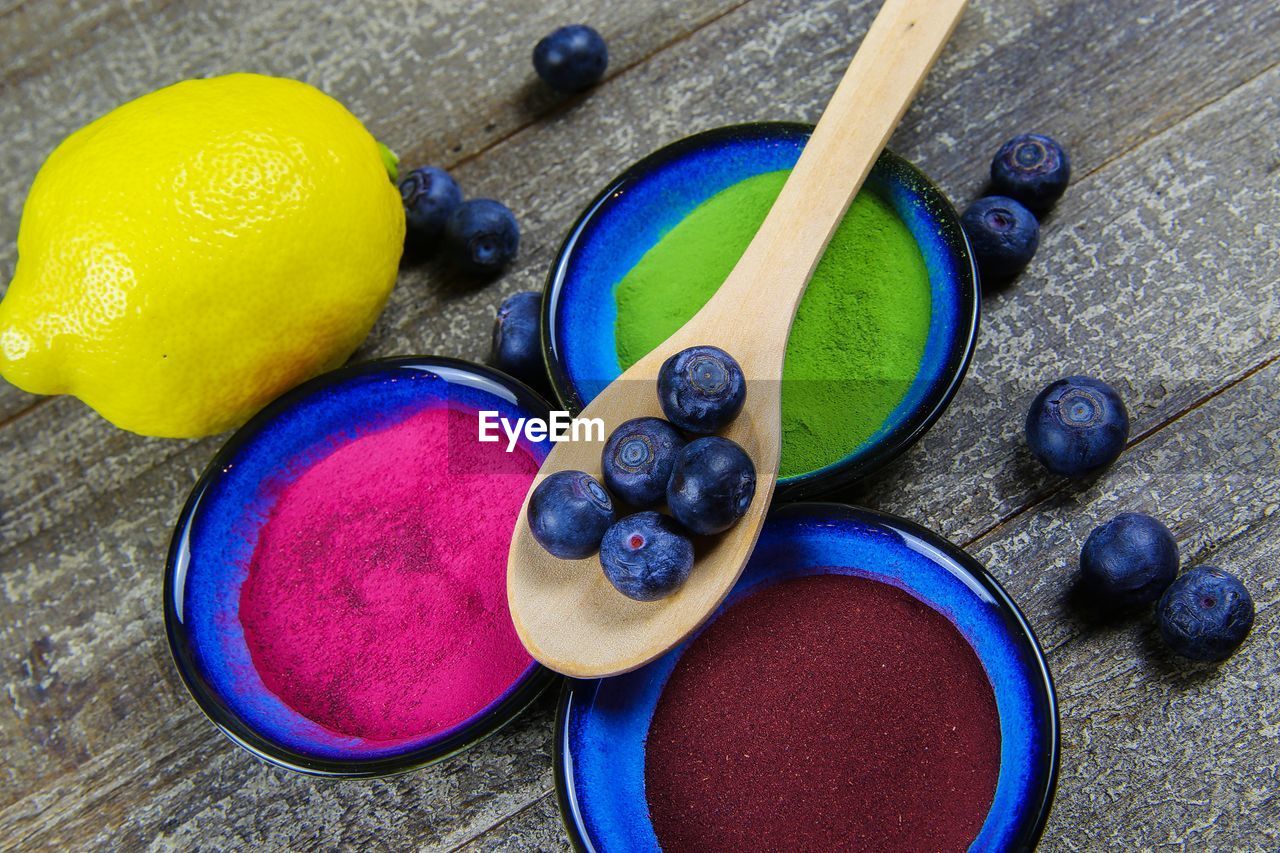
[541,122,981,500]
[163,356,560,778]
[553,502,1059,850]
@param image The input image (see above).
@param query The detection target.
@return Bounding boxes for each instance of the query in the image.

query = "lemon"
[0,73,405,437]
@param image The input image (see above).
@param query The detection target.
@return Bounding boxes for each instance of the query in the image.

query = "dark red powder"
[238,406,537,742]
[645,574,1001,852]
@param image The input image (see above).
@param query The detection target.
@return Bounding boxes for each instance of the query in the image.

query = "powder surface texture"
[614,170,931,477]
[239,406,537,742]
[645,574,1001,852]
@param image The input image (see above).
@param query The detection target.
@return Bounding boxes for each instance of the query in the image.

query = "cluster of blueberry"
[960,133,1069,284]
[398,167,520,276]
[394,25,610,277]
[1080,513,1254,662]
[1023,373,1254,662]
[527,346,757,602]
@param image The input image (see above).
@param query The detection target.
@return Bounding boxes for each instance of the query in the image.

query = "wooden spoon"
[508,0,968,677]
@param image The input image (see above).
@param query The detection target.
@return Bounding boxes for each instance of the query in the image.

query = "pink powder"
[238,405,537,742]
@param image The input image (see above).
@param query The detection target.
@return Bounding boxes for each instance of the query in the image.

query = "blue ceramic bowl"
[164,357,559,777]
[543,123,979,500]
[556,503,1058,851]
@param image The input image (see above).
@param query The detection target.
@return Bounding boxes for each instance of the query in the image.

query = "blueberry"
[961,196,1040,283]
[657,346,746,434]
[527,470,615,559]
[1157,566,1254,662]
[1025,376,1129,478]
[600,512,695,601]
[533,25,608,92]
[991,133,1071,213]
[398,166,462,242]
[1080,513,1178,610]
[444,199,520,275]
[601,417,686,508]
[491,291,544,387]
[667,437,756,536]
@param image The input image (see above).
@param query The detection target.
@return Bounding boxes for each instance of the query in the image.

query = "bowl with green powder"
[544,123,979,498]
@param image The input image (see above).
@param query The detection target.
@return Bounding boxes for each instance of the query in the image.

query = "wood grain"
[454,791,569,852]
[1,0,1278,847]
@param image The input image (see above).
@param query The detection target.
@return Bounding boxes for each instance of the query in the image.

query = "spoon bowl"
[508,331,782,677]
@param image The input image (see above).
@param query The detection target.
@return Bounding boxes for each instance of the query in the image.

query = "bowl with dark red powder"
[165,357,557,776]
[555,503,1058,851]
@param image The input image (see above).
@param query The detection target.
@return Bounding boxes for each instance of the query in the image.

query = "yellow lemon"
[0,73,405,437]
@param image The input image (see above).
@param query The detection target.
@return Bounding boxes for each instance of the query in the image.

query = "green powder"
[614,170,931,478]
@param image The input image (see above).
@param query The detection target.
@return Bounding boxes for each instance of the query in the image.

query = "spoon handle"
[705,0,968,350]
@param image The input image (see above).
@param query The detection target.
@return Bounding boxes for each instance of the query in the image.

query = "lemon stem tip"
[378,142,400,183]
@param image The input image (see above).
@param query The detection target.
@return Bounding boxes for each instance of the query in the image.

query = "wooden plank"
[977,361,1280,849]
[1,0,1279,847]
[0,0,743,421]
[841,59,1280,543]
[454,791,569,852]
[0,694,560,850]
[1042,516,1280,850]
[972,360,1280,654]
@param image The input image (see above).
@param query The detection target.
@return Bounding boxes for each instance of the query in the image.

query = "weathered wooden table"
[2,0,1277,848]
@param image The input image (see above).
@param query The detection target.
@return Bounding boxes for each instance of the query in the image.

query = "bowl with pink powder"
[164,357,556,776]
